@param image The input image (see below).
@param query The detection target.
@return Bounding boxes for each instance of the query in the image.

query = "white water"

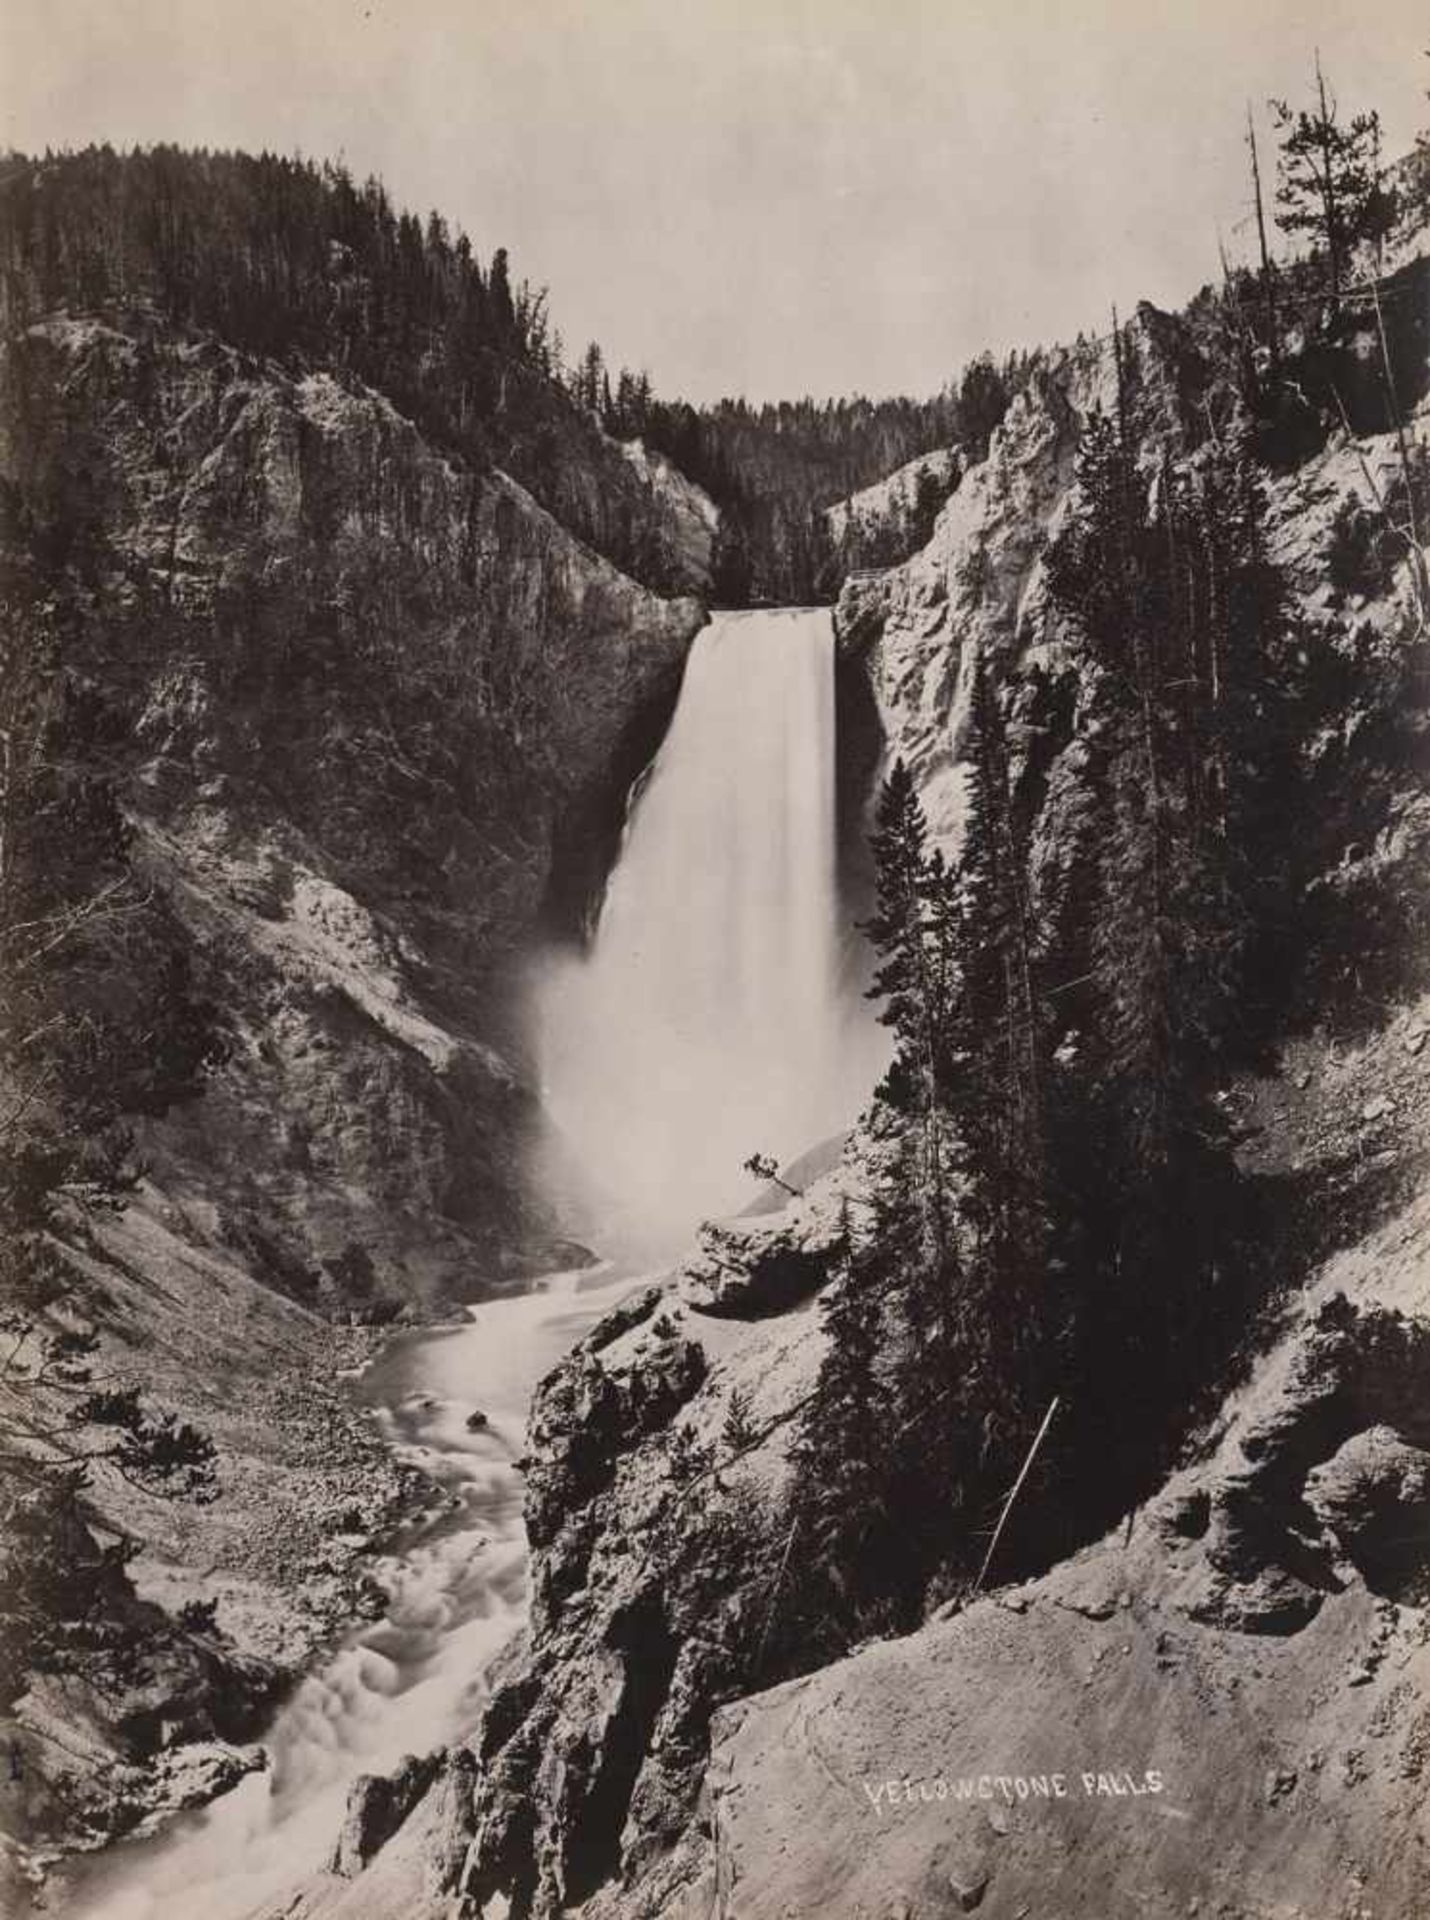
[535,607,881,1254]
[66,1267,639,1920]
[66,603,881,1917]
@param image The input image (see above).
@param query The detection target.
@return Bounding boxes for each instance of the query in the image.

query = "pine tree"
[862,762,981,1348]
[864,766,942,1135]
[788,1208,889,1606]
[1043,406,1286,1498]
[488,244,516,339]
[956,658,1045,1222]
[946,657,1050,1437]
[857,754,1054,1589]
[1245,103,1280,370]
[576,340,606,416]
[1271,57,1397,304]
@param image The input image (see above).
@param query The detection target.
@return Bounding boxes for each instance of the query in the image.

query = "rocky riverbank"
[259,965,1430,1920]
[1,1179,441,1908]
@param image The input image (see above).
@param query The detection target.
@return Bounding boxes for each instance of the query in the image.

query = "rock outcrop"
[1,312,706,1311]
[825,446,962,572]
[3,1470,280,1885]
[698,1156,1430,1920]
[460,1248,821,1920]
[179,990,1430,1920]
[300,1149,874,1919]
[616,436,721,590]
[330,1753,445,1877]
[835,273,1430,899]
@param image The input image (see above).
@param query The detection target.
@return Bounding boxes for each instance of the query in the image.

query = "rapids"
[66,1268,637,1919]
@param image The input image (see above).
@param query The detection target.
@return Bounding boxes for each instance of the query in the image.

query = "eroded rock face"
[1306,1426,1430,1597]
[1180,1295,1430,1632]
[834,295,1430,924]
[524,1331,708,1552]
[833,349,1093,856]
[679,1227,829,1319]
[616,437,721,589]
[4,1488,283,1867]
[0,314,706,1311]
[444,1159,870,1919]
[0,308,705,1886]
[692,1194,1430,1920]
[825,446,963,571]
[330,1753,444,1876]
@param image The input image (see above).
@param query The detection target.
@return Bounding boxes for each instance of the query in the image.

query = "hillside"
[0,300,706,1887]
[0,148,719,600]
[3,310,707,1309]
[824,445,962,572]
[267,256,1430,1920]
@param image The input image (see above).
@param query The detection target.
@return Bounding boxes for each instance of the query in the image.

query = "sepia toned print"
[1,3,1428,1915]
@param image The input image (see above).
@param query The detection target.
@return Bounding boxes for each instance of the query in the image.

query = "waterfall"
[535,607,882,1255]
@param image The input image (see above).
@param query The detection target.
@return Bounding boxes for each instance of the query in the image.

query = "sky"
[1,1,1425,403]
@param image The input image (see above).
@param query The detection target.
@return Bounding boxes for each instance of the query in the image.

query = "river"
[68,1266,640,1920]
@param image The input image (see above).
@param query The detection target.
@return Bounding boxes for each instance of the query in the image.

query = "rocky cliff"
[3,310,706,1312]
[616,437,721,591]
[0,308,705,1892]
[825,445,963,573]
[284,264,1430,1920]
[697,1001,1430,1920]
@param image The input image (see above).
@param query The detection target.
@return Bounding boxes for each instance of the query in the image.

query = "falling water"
[535,607,882,1254]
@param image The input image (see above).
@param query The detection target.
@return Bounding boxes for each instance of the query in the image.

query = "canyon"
[2,167,1430,1920]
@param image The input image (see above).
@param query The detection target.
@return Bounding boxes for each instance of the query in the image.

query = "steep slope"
[3,311,705,1312]
[615,436,721,590]
[278,1010,1430,1920]
[287,272,1430,1920]
[0,148,718,601]
[0,310,705,1892]
[699,1002,1430,1920]
[825,445,962,572]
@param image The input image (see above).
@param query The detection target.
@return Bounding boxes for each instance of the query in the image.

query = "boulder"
[1305,1424,1430,1593]
[329,1751,443,1876]
[584,1285,662,1354]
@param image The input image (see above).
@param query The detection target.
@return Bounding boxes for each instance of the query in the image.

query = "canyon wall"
[0,310,705,1889]
[301,271,1430,1920]
[8,231,1430,1917]
[2,312,707,1313]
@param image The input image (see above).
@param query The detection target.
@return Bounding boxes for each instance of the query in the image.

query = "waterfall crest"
[535,607,882,1255]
